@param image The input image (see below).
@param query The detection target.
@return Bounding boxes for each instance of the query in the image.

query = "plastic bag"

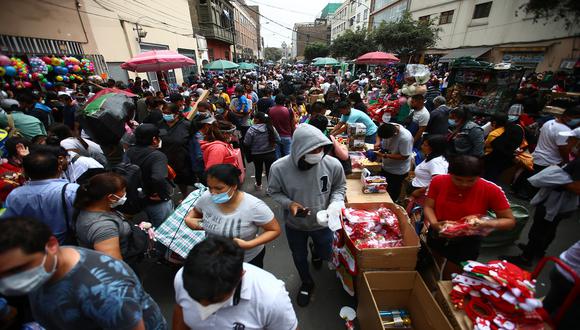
[405,64,430,84]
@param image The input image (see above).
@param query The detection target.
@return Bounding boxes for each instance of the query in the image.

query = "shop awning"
[439,47,492,63]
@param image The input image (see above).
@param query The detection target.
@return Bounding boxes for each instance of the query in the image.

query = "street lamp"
[133,23,147,43]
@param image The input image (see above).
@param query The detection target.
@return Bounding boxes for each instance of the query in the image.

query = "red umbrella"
[356,52,400,65]
[121,50,195,72]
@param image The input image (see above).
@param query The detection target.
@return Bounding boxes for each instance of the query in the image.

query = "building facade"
[319,3,343,19]
[409,0,580,72]
[369,0,409,28]
[330,0,371,41]
[231,0,258,61]
[0,0,200,89]
[246,5,262,60]
[292,18,331,59]
[190,0,235,62]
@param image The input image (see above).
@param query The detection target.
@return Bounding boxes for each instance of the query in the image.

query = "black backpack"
[75,162,145,215]
[111,163,145,215]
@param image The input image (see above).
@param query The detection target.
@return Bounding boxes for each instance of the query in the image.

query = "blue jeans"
[276,136,292,158]
[365,132,377,144]
[144,200,174,228]
[285,225,333,284]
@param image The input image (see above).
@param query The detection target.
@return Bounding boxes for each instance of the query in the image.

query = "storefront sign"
[502,53,544,64]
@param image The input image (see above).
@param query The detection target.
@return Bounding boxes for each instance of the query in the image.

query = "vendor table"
[345,178,393,204]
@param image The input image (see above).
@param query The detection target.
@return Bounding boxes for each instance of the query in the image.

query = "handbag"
[155,184,207,259]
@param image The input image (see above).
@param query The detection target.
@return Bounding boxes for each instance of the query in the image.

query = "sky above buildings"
[246,0,332,48]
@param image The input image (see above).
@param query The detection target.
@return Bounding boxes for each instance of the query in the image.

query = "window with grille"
[419,15,430,22]
[473,2,492,19]
[439,10,453,24]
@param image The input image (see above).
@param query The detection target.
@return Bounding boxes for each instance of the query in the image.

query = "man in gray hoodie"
[268,124,346,307]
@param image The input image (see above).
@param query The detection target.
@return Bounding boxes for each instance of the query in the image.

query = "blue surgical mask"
[508,115,519,123]
[163,114,175,122]
[0,253,57,296]
[568,118,580,127]
[448,119,456,126]
[211,188,233,204]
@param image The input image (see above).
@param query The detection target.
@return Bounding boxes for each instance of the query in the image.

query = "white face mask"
[111,193,127,207]
[156,139,163,149]
[195,295,233,321]
[0,253,57,296]
[304,151,324,165]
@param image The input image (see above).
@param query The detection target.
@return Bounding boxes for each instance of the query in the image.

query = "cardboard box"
[346,179,393,204]
[342,203,419,271]
[434,281,553,330]
[434,281,471,330]
[358,271,453,330]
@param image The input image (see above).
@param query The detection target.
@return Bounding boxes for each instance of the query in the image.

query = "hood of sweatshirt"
[290,124,332,167]
[251,123,268,133]
[200,139,230,153]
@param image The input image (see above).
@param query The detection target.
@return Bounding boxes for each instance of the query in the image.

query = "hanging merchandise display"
[450,260,545,330]
[0,54,96,89]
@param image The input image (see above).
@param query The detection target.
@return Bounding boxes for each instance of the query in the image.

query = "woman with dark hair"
[244,112,280,190]
[409,134,448,198]
[184,164,281,268]
[424,155,515,279]
[160,103,193,196]
[348,92,368,114]
[447,105,485,157]
[75,172,130,261]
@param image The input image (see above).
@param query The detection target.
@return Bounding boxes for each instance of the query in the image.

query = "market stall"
[445,58,525,114]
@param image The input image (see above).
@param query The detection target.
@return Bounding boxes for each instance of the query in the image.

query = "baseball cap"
[134,124,160,146]
[559,127,580,139]
[195,112,216,125]
[0,98,19,111]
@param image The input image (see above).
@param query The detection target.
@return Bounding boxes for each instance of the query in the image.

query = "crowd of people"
[0,62,578,329]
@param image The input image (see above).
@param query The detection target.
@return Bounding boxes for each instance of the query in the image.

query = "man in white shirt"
[173,237,298,330]
[513,106,579,198]
[532,106,579,168]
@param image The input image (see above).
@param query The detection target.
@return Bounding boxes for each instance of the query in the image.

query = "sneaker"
[254,183,262,191]
[309,242,322,270]
[297,282,314,307]
[500,255,533,268]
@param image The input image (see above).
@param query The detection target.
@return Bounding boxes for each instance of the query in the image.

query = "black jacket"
[125,145,172,200]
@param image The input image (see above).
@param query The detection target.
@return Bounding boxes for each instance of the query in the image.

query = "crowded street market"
[0,0,579,329]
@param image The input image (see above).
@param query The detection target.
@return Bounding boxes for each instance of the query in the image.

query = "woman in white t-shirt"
[185,164,281,268]
[410,135,449,198]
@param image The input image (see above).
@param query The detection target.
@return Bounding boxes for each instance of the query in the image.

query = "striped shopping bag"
[155,184,207,259]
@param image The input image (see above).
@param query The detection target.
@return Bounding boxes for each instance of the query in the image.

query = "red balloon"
[23,81,32,88]
[42,56,52,64]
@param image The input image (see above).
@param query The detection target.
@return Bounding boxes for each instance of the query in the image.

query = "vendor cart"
[445,57,525,114]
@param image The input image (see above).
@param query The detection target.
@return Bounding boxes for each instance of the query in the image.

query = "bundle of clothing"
[450,260,545,330]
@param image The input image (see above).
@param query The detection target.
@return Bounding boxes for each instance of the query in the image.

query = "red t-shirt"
[427,175,510,222]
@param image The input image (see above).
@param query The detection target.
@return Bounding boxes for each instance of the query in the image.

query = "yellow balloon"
[56,75,64,82]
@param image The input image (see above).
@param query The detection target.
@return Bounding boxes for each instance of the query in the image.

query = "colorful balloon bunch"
[0,56,29,79]
[81,58,95,74]
[30,57,48,75]
[0,53,95,90]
